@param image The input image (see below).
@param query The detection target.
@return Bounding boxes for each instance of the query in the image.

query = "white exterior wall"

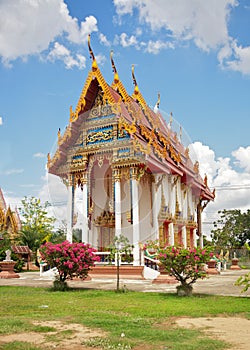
[138,176,153,243]
[120,178,133,242]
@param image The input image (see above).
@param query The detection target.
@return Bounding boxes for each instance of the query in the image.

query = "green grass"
[0,286,249,350]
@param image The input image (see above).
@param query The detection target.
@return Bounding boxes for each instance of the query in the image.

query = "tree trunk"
[176,283,193,296]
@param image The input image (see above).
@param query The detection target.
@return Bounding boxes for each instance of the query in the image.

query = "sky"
[0,0,250,235]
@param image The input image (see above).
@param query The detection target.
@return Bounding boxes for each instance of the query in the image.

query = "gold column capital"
[131,167,138,181]
[81,171,88,185]
[113,168,121,182]
[68,173,74,187]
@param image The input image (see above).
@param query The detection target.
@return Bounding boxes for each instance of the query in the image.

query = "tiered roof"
[47,35,214,202]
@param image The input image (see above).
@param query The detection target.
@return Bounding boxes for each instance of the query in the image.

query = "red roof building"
[47,36,214,265]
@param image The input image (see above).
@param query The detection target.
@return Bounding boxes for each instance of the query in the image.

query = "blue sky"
[0,0,250,231]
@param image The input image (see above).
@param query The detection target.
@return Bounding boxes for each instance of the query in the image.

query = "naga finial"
[204,174,208,186]
[169,112,173,128]
[132,64,139,94]
[156,92,160,108]
[110,50,119,84]
[88,34,95,61]
[154,92,160,113]
[179,125,182,141]
[110,50,117,73]
[88,34,98,71]
[132,64,137,86]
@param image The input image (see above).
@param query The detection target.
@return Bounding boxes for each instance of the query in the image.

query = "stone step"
[90,265,144,279]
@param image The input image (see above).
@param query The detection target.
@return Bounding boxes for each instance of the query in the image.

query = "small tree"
[158,246,213,296]
[39,241,99,290]
[109,235,133,292]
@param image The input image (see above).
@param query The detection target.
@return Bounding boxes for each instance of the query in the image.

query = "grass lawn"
[0,286,249,349]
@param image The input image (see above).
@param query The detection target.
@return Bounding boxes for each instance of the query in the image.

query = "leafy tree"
[211,209,250,249]
[40,241,99,290]
[158,246,213,296]
[18,196,56,253]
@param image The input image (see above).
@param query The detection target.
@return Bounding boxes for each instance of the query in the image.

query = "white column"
[197,202,203,248]
[193,228,197,247]
[152,180,159,239]
[132,168,140,266]
[114,169,122,238]
[82,172,88,243]
[66,174,74,243]
[181,225,187,248]
[169,222,174,246]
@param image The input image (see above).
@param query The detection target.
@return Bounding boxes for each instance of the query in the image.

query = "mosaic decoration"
[86,126,113,145]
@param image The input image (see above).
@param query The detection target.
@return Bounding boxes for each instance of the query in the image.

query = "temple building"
[47,36,214,266]
[0,188,21,240]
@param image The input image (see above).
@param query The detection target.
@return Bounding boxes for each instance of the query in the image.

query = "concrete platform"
[0,269,249,296]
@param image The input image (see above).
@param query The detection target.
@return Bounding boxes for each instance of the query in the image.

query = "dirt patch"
[0,320,107,349]
[175,316,250,350]
[0,317,249,349]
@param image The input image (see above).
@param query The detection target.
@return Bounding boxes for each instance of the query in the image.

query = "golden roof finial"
[110,50,119,84]
[57,128,61,144]
[204,173,208,186]
[132,64,139,95]
[110,50,116,73]
[169,112,173,128]
[88,34,97,71]
[185,146,189,158]
[154,92,160,113]
[156,92,160,108]
[88,34,95,61]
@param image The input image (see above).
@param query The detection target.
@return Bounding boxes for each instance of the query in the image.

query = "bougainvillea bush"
[158,246,213,296]
[40,241,100,284]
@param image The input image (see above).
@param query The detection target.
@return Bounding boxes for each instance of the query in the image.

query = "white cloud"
[145,40,174,54]
[223,41,250,75]
[99,33,111,46]
[114,0,250,75]
[114,0,236,50]
[0,169,24,175]
[33,152,46,158]
[48,42,86,69]
[0,0,97,66]
[0,117,2,125]
[190,141,250,236]
[119,33,138,47]
[232,146,250,172]
[96,54,106,66]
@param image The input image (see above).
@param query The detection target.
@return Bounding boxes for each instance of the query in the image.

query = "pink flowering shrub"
[158,246,213,295]
[40,241,100,282]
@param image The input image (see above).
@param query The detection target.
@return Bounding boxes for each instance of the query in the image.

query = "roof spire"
[154,92,160,113]
[88,34,98,71]
[132,64,139,95]
[110,50,116,73]
[110,50,119,84]
[169,112,173,128]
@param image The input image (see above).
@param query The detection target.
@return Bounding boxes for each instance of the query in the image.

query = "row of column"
[167,223,197,248]
[114,168,140,266]
[66,173,88,244]
[66,167,141,266]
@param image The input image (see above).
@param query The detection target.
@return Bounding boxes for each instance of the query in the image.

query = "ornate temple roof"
[47,35,214,202]
[0,188,22,238]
